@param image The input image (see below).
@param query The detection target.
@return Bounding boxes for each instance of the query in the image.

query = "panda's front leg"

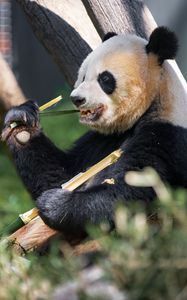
[2,101,73,198]
[36,165,156,235]
[36,183,116,235]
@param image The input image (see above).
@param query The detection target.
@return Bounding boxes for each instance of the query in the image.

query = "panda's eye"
[98,71,116,94]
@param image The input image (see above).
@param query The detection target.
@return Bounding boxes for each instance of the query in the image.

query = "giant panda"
[2,27,187,237]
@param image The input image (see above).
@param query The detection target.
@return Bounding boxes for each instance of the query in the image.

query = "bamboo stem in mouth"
[40,109,78,117]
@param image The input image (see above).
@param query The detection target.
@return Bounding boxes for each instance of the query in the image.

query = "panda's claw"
[3,100,39,129]
[36,189,72,230]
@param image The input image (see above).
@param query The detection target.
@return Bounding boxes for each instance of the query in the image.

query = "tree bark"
[8,216,101,256]
[82,0,157,39]
[0,54,26,126]
[16,0,101,86]
[0,55,25,108]
[8,217,58,255]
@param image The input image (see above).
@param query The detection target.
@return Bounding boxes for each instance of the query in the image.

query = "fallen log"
[8,216,102,256]
[8,216,58,255]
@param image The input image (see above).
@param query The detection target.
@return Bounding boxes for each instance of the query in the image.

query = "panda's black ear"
[102,32,117,42]
[146,27,178,65]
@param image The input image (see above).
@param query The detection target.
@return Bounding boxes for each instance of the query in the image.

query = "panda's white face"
[71,34,161,134]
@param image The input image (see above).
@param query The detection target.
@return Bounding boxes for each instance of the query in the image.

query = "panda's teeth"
[79,104,105,123]
[80,109,95,116]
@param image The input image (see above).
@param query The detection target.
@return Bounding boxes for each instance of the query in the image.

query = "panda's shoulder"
[136,120,187,142]
[117,121,187,184]
[126,120,187,156]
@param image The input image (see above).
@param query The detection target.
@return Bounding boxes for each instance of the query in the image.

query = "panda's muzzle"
[70,95,105,123]
[71,96,86,107]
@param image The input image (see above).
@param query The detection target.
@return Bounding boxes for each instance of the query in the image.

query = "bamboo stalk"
[19,208,39,224]
[39,95,62,111]
[40,109,78,117]
[62,149,123,191]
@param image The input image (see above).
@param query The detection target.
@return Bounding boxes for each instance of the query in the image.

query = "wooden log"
[72,239,102,256]
[8,216,102,256]
[0,53,26,129]
[8,217,58,255]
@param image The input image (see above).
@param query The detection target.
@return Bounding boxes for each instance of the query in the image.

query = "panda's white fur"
[161,60,187,128]
[71,33,187,133]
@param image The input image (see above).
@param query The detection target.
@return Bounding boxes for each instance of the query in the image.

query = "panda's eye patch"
[98,71,116,94]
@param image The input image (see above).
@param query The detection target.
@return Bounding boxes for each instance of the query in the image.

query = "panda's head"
[71,27,178,134]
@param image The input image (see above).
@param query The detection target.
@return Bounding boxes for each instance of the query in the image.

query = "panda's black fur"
[2,27,187,237]
[146,26,178,64]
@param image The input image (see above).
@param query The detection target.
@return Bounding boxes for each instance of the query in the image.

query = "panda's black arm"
[4,121,124,200]
[36,160,156,235]
[5,129,75,199]
[1,101,85,198]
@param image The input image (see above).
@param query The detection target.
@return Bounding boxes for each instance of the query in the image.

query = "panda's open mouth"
[79,104,105,123]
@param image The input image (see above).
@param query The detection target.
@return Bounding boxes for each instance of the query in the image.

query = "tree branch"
[0,53,26,126]
[0,54,25,108]
[81,0,157,39]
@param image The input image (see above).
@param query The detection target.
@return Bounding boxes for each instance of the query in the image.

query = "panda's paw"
[2,101,40,143]
[3,100,39,129]
[36,188,72,231]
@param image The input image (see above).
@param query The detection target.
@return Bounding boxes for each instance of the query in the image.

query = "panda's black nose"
[71,96,86,107]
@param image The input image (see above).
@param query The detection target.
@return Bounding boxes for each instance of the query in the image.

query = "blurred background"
[0,0,186,232]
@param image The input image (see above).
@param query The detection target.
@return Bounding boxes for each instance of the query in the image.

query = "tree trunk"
[82,0,157,39]
[0,54,25,109]
[0,54,26,126]
[16,0,101,87]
